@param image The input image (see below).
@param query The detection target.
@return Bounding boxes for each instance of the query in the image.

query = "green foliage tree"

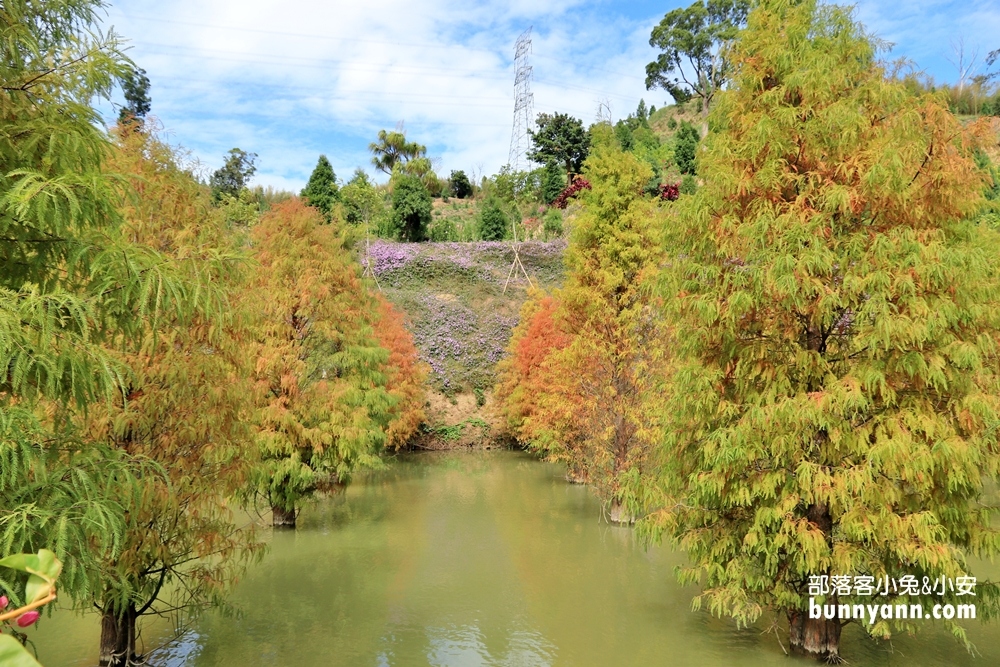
[117,66,150,127]
[370,129,426,175]
[674,120,700,174]
[340,169,385,227]
[450,169,472,198]
[646,0,750,116]
[646,0,1000,660]
[479,197,508,241]
[300,155,339,221]
[541,162,565,205]
[528,112,590,176]
[210,148,257,201]
[390,174,432,241]
[1,3,240,663]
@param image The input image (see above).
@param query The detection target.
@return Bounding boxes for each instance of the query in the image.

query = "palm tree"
[369,129,426,174]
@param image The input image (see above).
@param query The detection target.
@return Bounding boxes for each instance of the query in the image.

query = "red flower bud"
[16,611,39,627]
[0,595,8,610]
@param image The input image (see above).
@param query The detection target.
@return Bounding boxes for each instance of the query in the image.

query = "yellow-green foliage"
[82,126,264,655]
[250,199,396,516]
[647,0,1000,656]
[498,132,671,513]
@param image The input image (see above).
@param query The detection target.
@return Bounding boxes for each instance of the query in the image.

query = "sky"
[96,0,1000,192]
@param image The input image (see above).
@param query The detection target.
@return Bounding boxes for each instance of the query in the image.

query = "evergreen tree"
[117,65,150,127]
[479,197,508,241]
[301,155,339,221]
[210,148,257,201]
[647,0,1000,660]
[646,0,750,116]
[674,121,700,175]
[528,112,591,176]
[449,169,472,199]
[390,174,432,242]
[541,162,565,205]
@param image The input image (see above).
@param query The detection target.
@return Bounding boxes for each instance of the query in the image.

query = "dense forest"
[3,0,1000,665]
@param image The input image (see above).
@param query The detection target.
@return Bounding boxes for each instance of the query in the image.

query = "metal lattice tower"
[507,27,534,172]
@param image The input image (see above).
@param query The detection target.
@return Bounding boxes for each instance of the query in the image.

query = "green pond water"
[30,451,1000,666]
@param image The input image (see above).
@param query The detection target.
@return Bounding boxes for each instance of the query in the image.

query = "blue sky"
[97,0,1000,192]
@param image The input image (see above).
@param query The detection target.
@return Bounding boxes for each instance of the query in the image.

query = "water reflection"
[33,451,1000,666]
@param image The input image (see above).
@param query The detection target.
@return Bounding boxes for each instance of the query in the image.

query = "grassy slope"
[359,233,570,448]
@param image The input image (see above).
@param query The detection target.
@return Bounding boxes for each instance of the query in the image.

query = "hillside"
[360,238,567,448]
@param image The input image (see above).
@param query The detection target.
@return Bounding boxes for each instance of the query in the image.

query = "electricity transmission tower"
[502,27,536,295]
[507,27,535,172]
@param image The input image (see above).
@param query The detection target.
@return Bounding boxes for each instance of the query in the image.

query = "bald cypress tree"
[647,0,1000,661]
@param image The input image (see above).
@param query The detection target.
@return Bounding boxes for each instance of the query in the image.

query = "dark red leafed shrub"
[659,182,680,201]
[552,176,592,209]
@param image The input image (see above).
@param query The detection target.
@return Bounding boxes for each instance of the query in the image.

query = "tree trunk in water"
[609,499,635,525]
[272,503,296,528]
[99,604,137,667]
[789,501,841,661]
[565,467,587,484]
[788,609,841,662]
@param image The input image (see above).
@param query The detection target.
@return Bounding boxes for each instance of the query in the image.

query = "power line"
[110,12,504,56]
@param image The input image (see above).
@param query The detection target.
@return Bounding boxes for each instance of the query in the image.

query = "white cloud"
[100,0,1000,191]
[102,0,666,190]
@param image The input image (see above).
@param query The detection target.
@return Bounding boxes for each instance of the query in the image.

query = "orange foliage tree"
[373,294,427,449]
[497,134,671,521]
[249,199,424,528]
[82,126,264,667]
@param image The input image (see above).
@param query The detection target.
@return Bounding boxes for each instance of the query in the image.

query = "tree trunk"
[272,503,296,528]
[789,501,841,661]
[788,608,841,662]
[99,604,137,667]
[565,464,588,484]
[609,499,635,525]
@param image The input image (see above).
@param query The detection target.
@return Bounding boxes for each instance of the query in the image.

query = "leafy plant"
[552,176,592,209]
[647,0,1000,660]
[0,549,63,667]
[479,198,509,241]
[391,175,432,241]
[301,155,339,221]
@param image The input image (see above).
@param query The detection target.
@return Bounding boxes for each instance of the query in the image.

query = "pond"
[33,451,1000,666]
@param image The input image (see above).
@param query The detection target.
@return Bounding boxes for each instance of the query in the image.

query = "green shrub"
[479,198,508,241]
[450,170,473,198]
[542,208,563,239]
[675,121,700,175]
[391,175,432,241]
[680,174,698,195]
[428,216,459,241]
